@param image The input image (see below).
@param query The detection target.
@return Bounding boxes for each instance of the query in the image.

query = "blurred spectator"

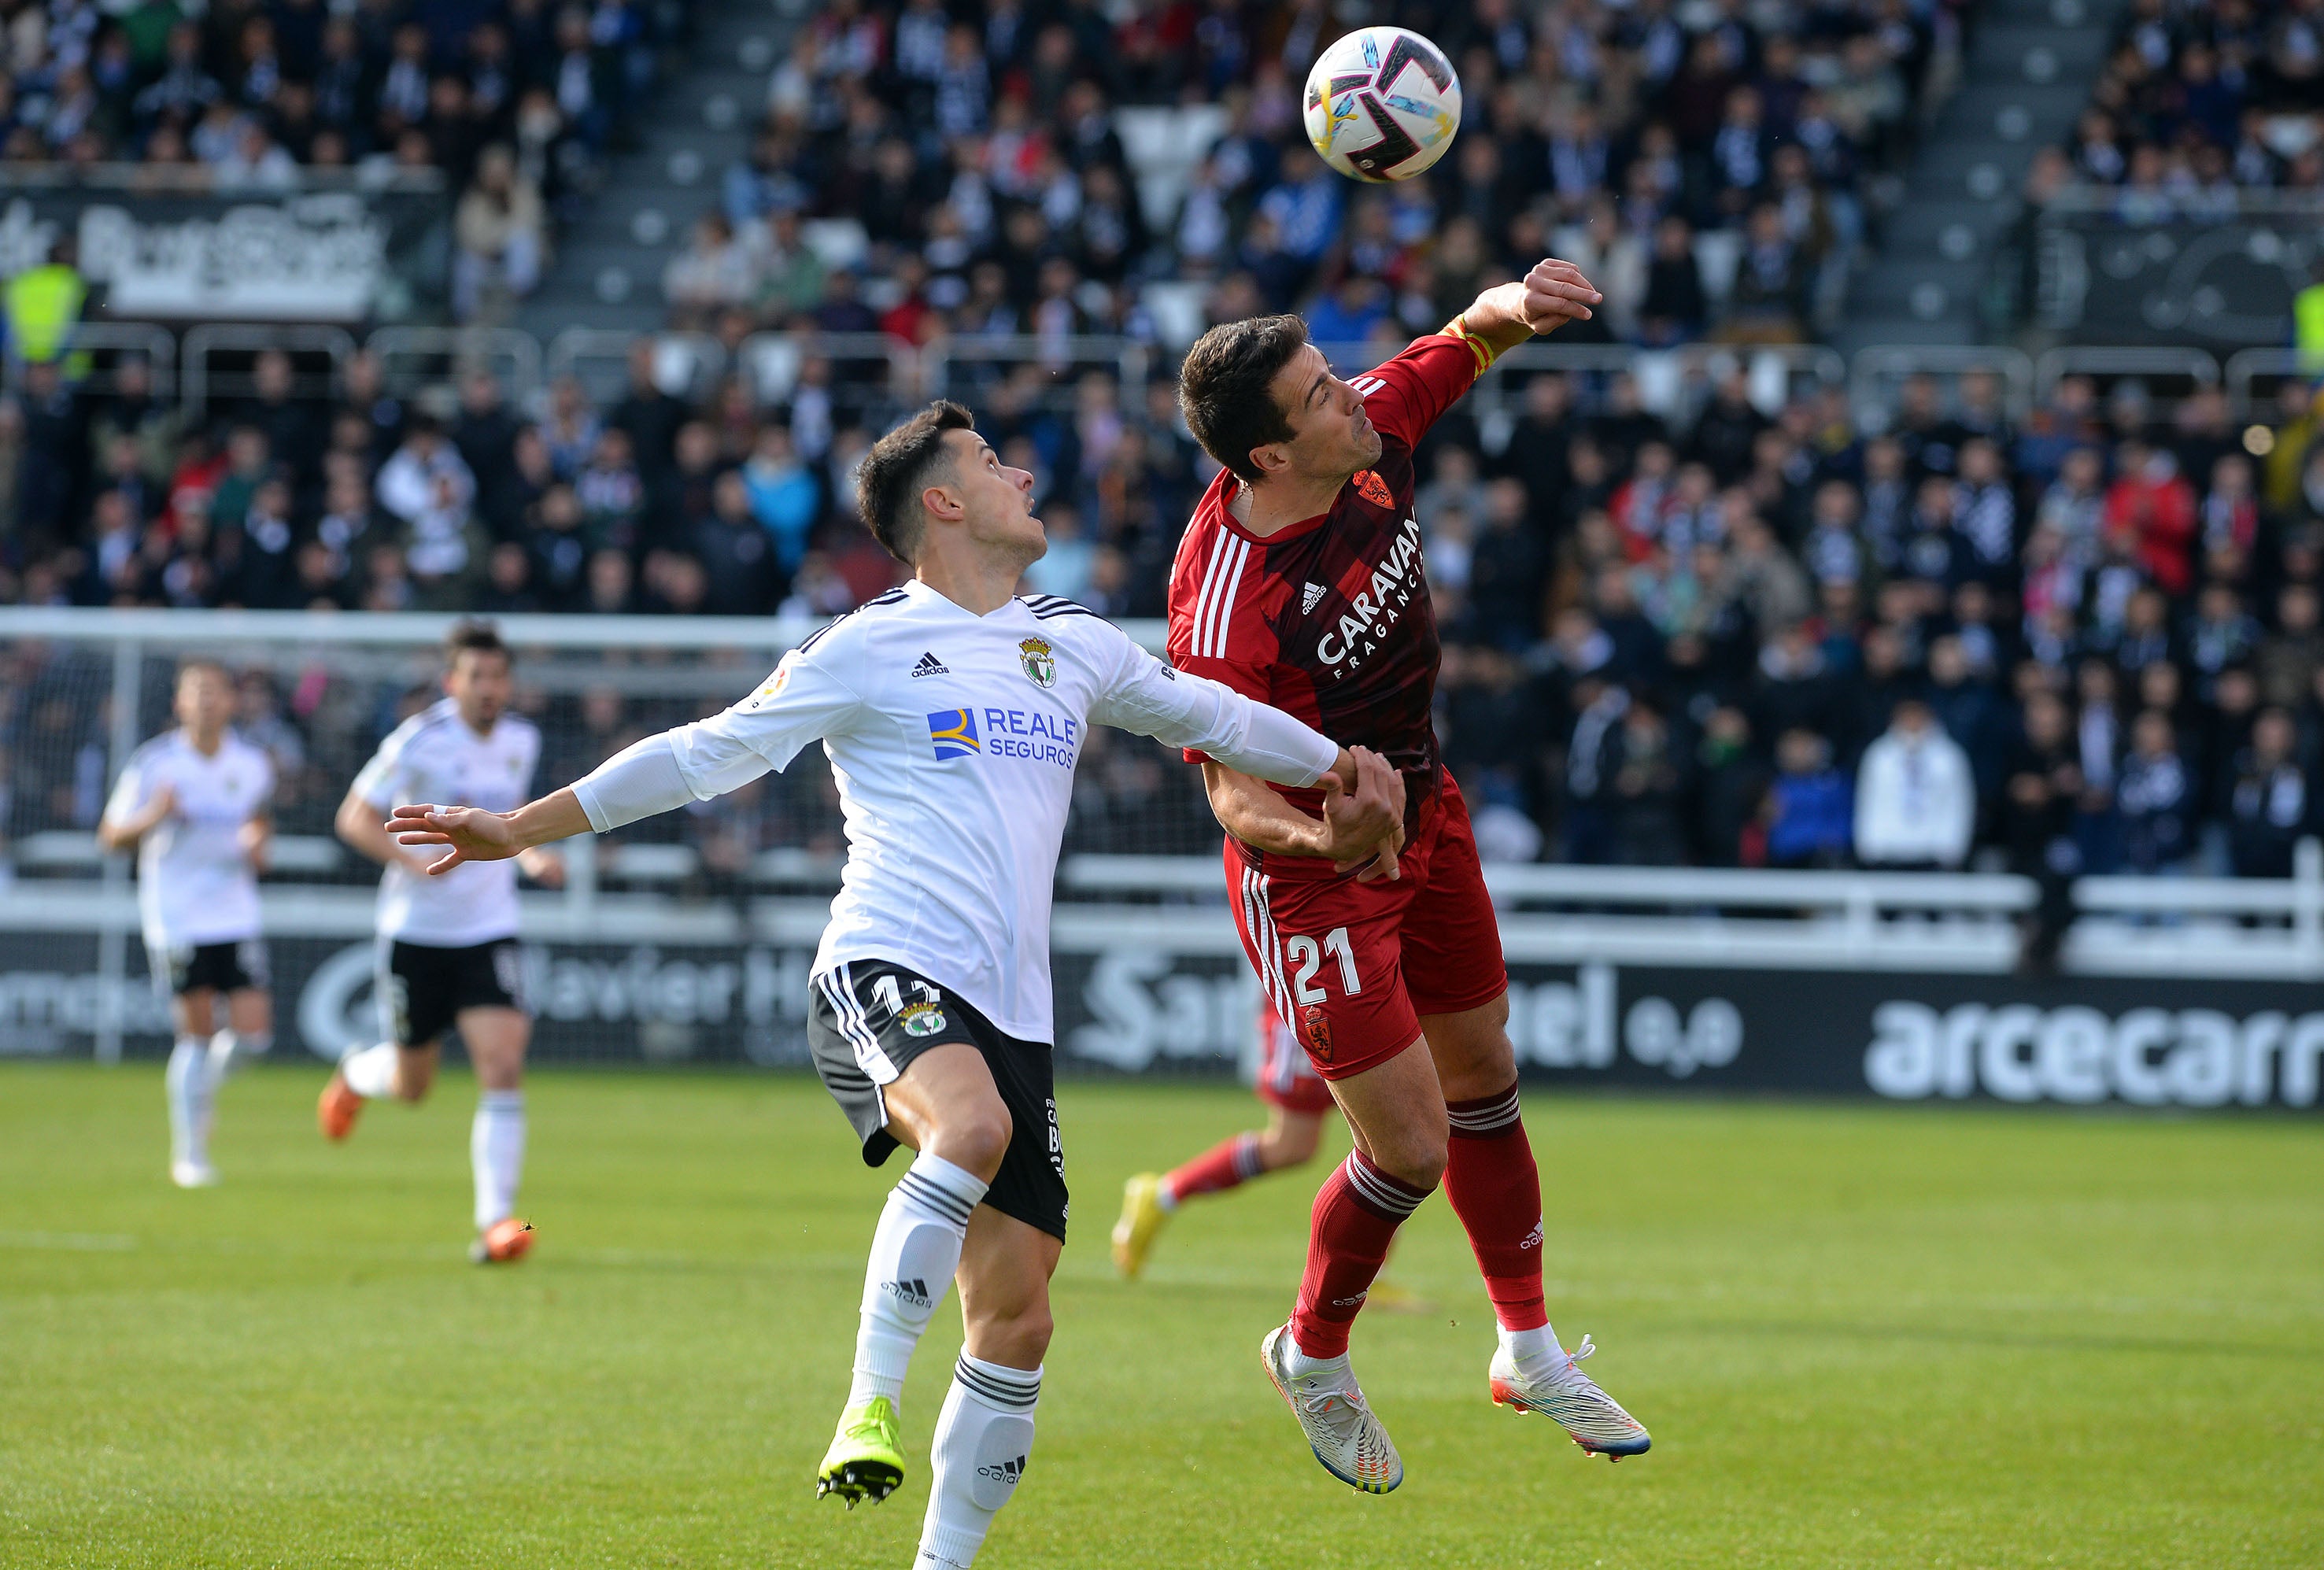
[1854,700,1975,870]
[1765,729,1853,868]
[453,145,547,323]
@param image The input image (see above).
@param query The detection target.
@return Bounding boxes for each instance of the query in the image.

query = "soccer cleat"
[1489,1334,1652,1459]
[1259,1322,1403,1494]
[316,1072,364,1142]
[470,1218,534,1265]
[816,1396,906,1508]
[1110,1173,1171,1279]
[170,1159,219,1189]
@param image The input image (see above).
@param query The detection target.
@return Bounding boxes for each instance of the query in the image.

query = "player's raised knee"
[929,1101,1013,1181]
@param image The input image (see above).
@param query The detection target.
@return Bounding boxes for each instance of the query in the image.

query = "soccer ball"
[1302,27,1462,183]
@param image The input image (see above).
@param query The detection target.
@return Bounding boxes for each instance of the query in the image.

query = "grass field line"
[0,1230,138,1251]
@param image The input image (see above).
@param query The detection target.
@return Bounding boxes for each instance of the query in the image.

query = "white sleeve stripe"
[1190,526,1234,661]
[1195,533,1250,661]
[1351,375,1386,396]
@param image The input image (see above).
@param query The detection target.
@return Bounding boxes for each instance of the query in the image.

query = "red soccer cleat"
[471,1218,534,1265]
[316,1073,364,1142]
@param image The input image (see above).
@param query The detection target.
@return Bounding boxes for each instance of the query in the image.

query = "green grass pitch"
[3,1062,2320,1568]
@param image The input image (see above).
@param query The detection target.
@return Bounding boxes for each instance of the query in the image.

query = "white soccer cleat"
[1260,1322,1403,1494]
[1489,1334,1651,1459]
[170,1159,219,1189]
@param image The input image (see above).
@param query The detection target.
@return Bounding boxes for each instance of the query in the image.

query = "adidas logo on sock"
[911,652,949,677]
[1332,1290,1369,1307]
[1301,581,1327,614]
[881,1276,931,1308]
[1521,1222,1543,1250]
[975,1455,1029,1485]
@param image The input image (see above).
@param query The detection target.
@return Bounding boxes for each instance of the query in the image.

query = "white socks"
[471,1090,527,1231]
[208,1027,269,1079]
[915,1355,1040,1569]
[1500,1322,1568,1375]
[340,1041,400,1099]
[165,1035,214,1168]
[849,1151,988,1413]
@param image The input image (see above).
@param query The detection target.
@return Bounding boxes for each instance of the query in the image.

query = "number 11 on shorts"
[1286,927,1361,1003]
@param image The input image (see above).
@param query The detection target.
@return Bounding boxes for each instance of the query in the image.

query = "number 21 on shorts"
[1285,927,1361,1003]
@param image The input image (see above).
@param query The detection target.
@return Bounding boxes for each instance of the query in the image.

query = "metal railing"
[1851,345,2037,424]
[182,323,357,422]
[366,325,544,408]
[2033,345,2222,403]
[2224,348,2312,418]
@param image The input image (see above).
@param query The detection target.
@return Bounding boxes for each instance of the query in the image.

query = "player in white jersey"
[320,622,562,1264]
[98,660,276,1188]
[384,401,1404,1568]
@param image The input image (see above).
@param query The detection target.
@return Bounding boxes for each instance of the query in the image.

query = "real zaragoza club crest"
[1018,635,1057,689]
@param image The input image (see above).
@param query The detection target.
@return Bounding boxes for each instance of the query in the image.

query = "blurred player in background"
[98,660,275,1188]
[1169,260,1650,1493]
[1111,1005,1417,1312]
[378,402,1400,1568]
[319,622,560,1264]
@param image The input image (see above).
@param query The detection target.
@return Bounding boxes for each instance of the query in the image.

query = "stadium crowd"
[6,332,2324,892]
[0,0,694,319]
[2049,0,2324,213]
[667,0,1964,347]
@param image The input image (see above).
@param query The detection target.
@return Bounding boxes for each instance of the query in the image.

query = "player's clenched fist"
[1518,258,1601,333]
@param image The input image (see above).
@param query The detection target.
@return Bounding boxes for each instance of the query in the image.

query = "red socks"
[1443,1082,1547,1332]
[1162,1131,1265,1204]
[1290,1150,1432,1358]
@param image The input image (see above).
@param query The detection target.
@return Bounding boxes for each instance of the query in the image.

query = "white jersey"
[639,582,1337,1044]
[351,699,540,947]
[105,731,275,951]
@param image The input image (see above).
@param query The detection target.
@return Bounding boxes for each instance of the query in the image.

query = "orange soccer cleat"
[316,1073,364,1142]
[471,1217,534,1265]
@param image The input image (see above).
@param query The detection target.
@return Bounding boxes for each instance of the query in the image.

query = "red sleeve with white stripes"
[1350,332,1488,450]
[1167,519,1275,764]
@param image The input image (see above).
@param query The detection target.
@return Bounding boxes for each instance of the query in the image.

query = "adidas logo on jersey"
[911,652,949,678]
[881,1276,932,1309]
[976,1455,1029,1485]
[1302,581,1327,614]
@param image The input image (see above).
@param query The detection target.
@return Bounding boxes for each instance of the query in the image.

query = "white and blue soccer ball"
[1302,27,1462,183]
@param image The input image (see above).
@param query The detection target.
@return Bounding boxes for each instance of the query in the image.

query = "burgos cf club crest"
[926,708,981,759]
[898,999,948,1037]
[1018,635,1057,689]
[1352,470,1393,508]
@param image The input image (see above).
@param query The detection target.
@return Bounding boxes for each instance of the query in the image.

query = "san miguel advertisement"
[2,931,2320,1111]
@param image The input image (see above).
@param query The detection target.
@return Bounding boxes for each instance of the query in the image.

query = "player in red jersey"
[1166,260,1652,1491]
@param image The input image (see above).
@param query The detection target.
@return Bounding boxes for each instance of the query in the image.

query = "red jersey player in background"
[1166,259,1652,1493]
[1109,1004,1421,1311]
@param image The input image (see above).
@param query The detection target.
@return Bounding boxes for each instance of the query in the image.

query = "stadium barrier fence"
[2,609,2320,1110]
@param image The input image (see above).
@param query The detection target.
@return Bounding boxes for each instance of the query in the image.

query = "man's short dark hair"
[445,619,508,667]
[855,400,974,563]
[1177,315,1309,484]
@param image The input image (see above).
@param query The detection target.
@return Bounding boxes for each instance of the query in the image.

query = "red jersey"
[1167,331,1485,818]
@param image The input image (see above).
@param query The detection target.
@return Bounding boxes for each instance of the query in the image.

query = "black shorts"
[807,959,1067,1243]
[150,939,269,999]
[379,938,527,1049]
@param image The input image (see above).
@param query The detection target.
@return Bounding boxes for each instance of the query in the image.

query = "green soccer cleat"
[815,1396,906,1508]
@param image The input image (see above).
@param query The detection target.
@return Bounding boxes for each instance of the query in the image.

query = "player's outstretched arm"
[1451,258,1603,361]
[389,789,592,875]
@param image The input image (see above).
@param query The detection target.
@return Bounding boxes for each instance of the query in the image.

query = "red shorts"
[1226,772,1509,1081]
[1254,1005,1337,1115]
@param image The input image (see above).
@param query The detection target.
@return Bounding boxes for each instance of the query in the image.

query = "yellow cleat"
[816,1396,905,1508]
[1110,1173,1171,1280]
